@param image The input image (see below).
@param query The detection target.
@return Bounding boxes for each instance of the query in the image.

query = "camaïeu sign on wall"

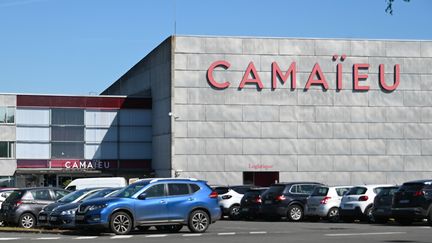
[207,57,400,91]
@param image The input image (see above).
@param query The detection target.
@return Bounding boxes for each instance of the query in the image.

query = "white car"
[215,185,253,220]
[339,184,394,222]
[305,186,352,222]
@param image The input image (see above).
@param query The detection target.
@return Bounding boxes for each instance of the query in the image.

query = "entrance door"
[243,172,279,187]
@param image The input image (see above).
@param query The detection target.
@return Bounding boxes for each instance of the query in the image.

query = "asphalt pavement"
[0,220,431,243]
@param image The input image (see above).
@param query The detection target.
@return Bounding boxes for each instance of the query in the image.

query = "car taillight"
[414,190,424,197]
[320,196,331,204]
[359,196,369,201]
[209,191,218,198]
[14,200,23,207]
[221,195,232,200]
[254,196,262,204]
[276,195,286,201]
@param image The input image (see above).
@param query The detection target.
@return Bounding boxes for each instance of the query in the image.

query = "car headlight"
[88,204,107,211]
[60,208,77,215]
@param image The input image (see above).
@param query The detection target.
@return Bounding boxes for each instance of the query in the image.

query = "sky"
[0,0,431,95]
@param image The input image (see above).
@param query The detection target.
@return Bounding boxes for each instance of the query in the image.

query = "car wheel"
[19,213,36,229]
[396,218,413,226]
[156,225,183,233]
[188,210,210,233]
[287,205,303,222]
[326,207,340,223]
[228,205,241,220]
[364,206,374,223]
[110,212,133,235]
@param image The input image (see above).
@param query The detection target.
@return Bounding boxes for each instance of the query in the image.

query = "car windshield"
[82,189,116,201]
[399,183,424,192]
[346,187,367,195]
[57,189,90,203]
[214,187,229,195]
[377,187,399,196]
[115,182,149,198]
[311,187,329,196]
[5,190,24,202]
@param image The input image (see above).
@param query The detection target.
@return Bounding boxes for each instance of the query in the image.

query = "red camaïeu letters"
[207,60,400,91]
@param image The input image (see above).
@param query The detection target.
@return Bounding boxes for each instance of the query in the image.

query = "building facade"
[0,94,152,187]
[103,35,432,186]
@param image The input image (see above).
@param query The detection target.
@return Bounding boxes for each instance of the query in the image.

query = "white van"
[65,177,127,191]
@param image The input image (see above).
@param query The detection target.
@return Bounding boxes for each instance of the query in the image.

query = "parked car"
[75,178,221,235]
[38,188,107,227]
[305,186,352,222]
[239,187,268,220]
[392,180,432,225]
[371,186,400,224]
[260,182,323,221]
[339,184,393,222]
[215,185,253,220]
[44,187,121,228]
[0,188,70,228]
[65,177,127,191]
[0,188,17,208]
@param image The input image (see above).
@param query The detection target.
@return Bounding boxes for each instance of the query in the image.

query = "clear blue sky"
[0,0,430,95]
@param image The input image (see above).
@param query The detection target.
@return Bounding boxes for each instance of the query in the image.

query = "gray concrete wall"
[171,36,432,185]
[0,94,17,176]
[102,38,173,177]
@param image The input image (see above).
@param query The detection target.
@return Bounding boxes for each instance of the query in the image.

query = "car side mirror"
[138,193,147,200]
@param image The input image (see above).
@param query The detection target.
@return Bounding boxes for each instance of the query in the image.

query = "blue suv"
[75,178,221,235]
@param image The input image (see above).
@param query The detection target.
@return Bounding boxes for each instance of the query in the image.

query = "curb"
[0,227,68,234]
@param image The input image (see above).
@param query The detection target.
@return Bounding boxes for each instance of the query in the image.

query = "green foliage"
[386,0,411,15]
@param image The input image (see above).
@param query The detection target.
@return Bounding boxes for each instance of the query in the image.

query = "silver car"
[305,186,352,222]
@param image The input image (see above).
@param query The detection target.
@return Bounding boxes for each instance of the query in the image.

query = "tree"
[386,0,411,15]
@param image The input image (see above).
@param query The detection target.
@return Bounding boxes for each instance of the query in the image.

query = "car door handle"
[160,200,167,204]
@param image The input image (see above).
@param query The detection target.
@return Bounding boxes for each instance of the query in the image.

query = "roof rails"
[149,177,199,183]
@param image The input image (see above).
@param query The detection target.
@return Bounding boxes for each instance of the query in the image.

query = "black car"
[38,188,108,227]
[260,182,323,221]
[392,180,432,225]
[0,187,70,228]
[46,187,120,228]
[371,186,399,223]
[239,187,268,220]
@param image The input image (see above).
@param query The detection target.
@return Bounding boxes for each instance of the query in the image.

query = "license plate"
[242,208,249,212]
[38,216,47,221]
[265,200,272,204]
[376,209,384,213]
[49,216,57,221]
[76,215,84,220]
[399,200,409,204]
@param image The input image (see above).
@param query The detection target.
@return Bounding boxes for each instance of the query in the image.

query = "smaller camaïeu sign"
[50,160,118,170]
[207,56,400,91]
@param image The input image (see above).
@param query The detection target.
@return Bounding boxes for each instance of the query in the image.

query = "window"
[346,187,367,195]
[31,189,52,200]
[52,127,84,141]
[232,186,251,194]
[190,184,200,193]
[51,109,84,125]
[0,142,14,158]
[290,184,316,194]
[336,187,351,196]
[214,187,229,195]
[311,187,329,196]
[0,107,14,124]
[51,142,84,158]
[54,190,70,200]
[168,183,190,196]
[144,184,165,198]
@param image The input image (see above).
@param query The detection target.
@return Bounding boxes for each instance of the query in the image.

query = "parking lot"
[0,220,431,243]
